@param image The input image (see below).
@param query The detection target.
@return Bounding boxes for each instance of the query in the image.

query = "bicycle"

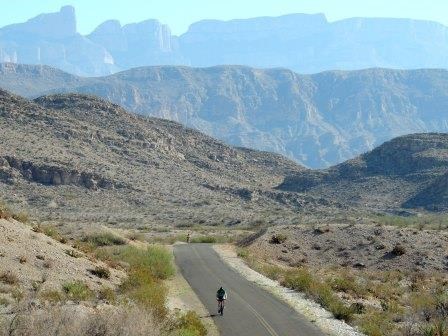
[217,299,225,316]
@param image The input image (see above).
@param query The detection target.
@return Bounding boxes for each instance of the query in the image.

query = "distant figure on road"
[187,233,191,243]
[216,286,227,315]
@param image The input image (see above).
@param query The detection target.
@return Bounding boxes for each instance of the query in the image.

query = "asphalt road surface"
[174,244,326,336]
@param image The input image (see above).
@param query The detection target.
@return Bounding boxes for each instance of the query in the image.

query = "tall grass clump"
[117,246,175,280]
[117,245,175,320]
[62,281,93,301]
[168,311,207,336]
[281,268,355,322]
[83,232,126,247]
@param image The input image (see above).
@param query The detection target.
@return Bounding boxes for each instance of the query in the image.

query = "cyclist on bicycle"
[216,286,227,315]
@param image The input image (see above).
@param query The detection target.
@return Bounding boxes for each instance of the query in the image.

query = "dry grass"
[1,303,161,336]
[0,271,19,285]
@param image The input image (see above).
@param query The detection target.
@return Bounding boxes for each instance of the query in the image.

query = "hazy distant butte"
[1,6,448,75]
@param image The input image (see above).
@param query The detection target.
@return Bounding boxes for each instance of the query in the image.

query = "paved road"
[174,244,325,336]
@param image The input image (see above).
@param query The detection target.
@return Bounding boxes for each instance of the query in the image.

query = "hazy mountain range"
[1,6,448,76]
[1,63,448,168]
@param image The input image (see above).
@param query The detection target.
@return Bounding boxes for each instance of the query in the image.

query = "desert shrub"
[170,311,207,336]
[0,297,9,306]
[65,249,82,258]
[281,268,355,322]
[12,288,24,302]
[257,264,283,281]
[117,245,174,319]
[236,247,249,259]
[327,274,367,298]
[39,290,65,303]
[62,281,93,301]
[19,256,27,264]
[190,235,217,243]
[120,267,168,319]
[98,286,116,302]
[0,202,11,219]
[127,231,145,241]
[0,271,19,285]
[391,243,406,256]
[12,211,29,223]
[269,234,287,244]
[90,266,111,279]
[41,225,59,239]
[358,310,394,336]
[83,232,126,247]
[282,268,313,292]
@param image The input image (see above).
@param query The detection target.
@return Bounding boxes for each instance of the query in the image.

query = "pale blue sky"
[1,0,448,35]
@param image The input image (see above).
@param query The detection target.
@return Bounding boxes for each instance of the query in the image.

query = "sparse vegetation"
[269,234,287,244]
[98,286,116,302]
[190,235,217,243]
[65,249,82,258]
[391,243,406,256]
[39,289,65,303]
[90,266,111,279]
[241,237,448,336]
[62,281,93,301]
[95,245,174,320]
[168,311,207,336]
[0,271,19,285]
[12,211,29,223]
[82,232,126,247]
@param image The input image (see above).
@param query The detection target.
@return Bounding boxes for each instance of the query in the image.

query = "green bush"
[62,281,93,301]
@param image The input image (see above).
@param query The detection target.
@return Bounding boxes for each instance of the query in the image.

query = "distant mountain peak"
[2,5,77,39]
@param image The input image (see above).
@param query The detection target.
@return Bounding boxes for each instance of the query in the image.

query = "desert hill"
[278,133,448,212]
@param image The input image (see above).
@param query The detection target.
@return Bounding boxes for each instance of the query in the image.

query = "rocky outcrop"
[0,156,119,190]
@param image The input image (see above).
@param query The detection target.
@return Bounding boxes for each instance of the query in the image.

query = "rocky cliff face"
[2,64,448,168]
[2,8,448,76]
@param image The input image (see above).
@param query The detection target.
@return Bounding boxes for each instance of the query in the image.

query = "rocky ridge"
[1,64,448,168]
